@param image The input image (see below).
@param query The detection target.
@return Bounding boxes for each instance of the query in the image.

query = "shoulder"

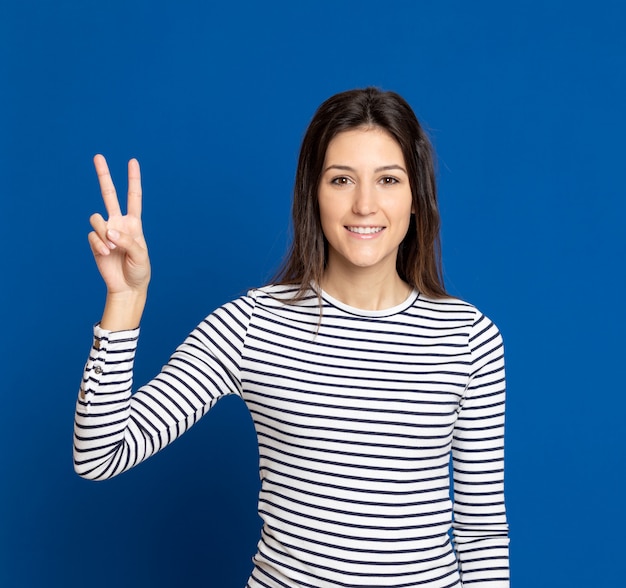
[207,284,317,324]
[414,294,502,342]
[246,284,319,309]
[412,294,482,325]
[246,283,302,300]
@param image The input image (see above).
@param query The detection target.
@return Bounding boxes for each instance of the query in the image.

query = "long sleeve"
[452,313,510,586]
[73,295,255,481]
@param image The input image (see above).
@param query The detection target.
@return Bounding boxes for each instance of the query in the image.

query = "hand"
[88,155,151,296]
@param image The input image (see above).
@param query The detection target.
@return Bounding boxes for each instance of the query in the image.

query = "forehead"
[324,126,404,165]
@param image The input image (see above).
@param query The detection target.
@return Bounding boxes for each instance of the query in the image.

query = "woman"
[75,88,510,587]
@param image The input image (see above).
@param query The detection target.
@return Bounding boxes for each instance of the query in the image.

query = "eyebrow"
[323,164,408,174]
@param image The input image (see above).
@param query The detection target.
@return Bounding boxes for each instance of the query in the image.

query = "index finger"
[93,154,122,218]
[126,158,142,219]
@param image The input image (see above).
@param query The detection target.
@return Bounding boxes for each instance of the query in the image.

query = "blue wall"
[1,1,624,586]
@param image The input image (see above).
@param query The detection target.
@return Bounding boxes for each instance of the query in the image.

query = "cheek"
[316,197,333,239]
[396,197,415,239]
[391,193,414,222]
[318,192,342,224]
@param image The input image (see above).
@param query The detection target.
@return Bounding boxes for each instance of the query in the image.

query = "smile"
[346,226,384,235]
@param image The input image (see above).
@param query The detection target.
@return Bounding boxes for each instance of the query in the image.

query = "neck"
[321,265,411,311]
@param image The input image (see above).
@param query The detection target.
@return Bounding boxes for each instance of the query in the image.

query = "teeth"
[347,226,384,234]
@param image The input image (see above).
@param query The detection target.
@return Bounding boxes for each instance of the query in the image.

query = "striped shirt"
[74,285,510,587]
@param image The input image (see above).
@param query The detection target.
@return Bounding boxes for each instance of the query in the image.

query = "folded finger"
[90,213,116,249]
[105,228,150,271]
[88,230,111,257]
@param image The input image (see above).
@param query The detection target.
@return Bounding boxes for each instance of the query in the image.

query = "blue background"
[1,1,624,586]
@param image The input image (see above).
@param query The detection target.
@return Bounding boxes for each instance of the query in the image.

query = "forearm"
[452,463,509,587]
[74,323,187,481]
[74,325,140,480]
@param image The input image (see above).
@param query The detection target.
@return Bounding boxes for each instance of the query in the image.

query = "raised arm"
[88,154,150,330]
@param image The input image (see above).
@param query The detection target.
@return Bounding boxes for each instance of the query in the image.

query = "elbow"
[73,453,111,481]
[73,442,120,481]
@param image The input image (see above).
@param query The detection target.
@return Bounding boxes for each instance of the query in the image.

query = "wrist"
[100,289,147,331]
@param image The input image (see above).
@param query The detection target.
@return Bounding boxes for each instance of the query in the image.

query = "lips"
[346,226,385,234]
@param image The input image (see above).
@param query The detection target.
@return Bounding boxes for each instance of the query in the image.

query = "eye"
[331,176,352,186]
[380,176,399,185]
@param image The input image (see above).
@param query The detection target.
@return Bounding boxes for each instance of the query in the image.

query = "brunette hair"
[274,87,447,299]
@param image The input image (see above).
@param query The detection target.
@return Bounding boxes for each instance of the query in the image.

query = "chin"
[345,256,390,271]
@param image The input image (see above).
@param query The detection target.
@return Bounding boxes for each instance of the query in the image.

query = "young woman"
[75,88,510,587]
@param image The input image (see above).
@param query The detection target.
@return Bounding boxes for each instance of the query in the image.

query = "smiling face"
[318,126,414,280]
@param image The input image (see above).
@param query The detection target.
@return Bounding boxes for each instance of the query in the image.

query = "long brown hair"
[274,87,447,300]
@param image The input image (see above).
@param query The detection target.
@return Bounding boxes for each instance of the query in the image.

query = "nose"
[352,183,377,216]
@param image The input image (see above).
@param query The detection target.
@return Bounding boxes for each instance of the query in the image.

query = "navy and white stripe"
[74,285,509,587]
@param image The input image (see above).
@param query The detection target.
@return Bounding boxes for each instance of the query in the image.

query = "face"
[318,126,413,277]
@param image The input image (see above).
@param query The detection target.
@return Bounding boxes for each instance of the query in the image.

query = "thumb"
[106,228,149,264]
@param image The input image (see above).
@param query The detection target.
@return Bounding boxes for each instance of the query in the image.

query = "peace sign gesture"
[88,155,150,329]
